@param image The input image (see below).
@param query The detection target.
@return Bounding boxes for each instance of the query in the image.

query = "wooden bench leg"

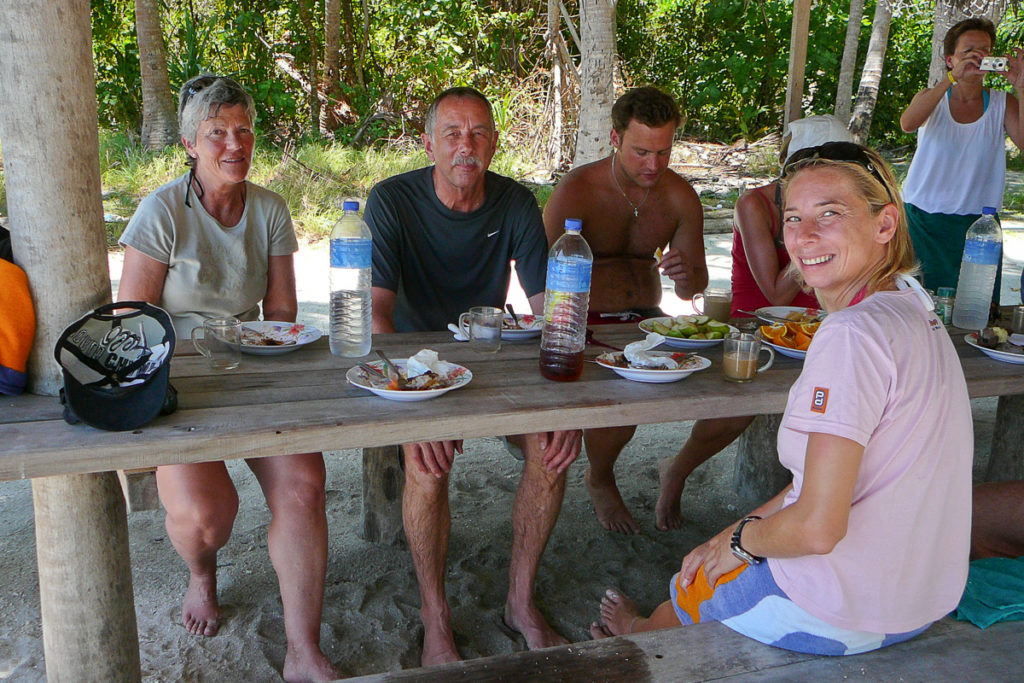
[732,414,791,503]
[361,445,405,545]
[987,394,1024,481]
[117,467,161,512]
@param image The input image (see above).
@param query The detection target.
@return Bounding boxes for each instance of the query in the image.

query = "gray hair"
[177,74,256,165]
[423,87,494,137]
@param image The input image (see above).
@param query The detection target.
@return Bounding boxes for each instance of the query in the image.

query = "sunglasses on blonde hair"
[783,142,893,202]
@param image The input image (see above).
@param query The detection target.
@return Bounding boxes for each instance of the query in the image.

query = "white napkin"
[406,349,450,378]
[624,333,677,369]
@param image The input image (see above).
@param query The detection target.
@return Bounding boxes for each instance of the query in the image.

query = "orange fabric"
[0,259,35,394]
[673,564,747,624]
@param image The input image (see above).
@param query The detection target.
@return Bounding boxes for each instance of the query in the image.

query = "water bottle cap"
[564,218,583,232]
[982,206,997,215]
[343,200,359,211]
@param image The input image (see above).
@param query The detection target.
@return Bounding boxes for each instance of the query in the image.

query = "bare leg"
[156,462,239,637]
[589,588,680,639]
[656,416,755,531]
[972,481,1024,559]
[503,433,570,650]
[401,444,460,667]
[247,453,337,683]
[583,425,640,534]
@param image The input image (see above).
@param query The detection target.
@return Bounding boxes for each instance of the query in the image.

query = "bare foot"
[589,620,613,639]
[598,588,643,636]
[182,572,220,636]
[584,467,639,534]
[504,603,569,650]
[420,612,461,667]
[283,646,340,682]
[655,457,687,531]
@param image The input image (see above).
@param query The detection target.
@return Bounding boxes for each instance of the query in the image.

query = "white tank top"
[902,90,1006,215]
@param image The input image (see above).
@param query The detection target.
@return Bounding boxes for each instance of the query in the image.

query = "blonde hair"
[780,146,917,296]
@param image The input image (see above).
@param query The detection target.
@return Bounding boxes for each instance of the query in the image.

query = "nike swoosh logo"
[487,230,500,238]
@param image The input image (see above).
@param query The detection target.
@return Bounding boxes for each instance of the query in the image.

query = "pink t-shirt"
[768,289,972,633]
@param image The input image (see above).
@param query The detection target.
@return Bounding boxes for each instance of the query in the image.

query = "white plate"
[502,314,543,339]
[595,352,711,383]
[762,339,807,360]
[240,321,322,355]
[965,333,1024,365]
[755,306,824,325]
[346,359,473,401]
[638,317,738,349]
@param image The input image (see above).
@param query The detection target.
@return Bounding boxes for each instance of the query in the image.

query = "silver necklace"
[611,152,650,217]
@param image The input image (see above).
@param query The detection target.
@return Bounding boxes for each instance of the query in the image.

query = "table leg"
[32,472,140,682]
[732,414,791,503]
[361,445,406,545]
[987,394,1024,482]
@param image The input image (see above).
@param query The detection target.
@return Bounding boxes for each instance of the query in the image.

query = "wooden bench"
[345,616,1024,681]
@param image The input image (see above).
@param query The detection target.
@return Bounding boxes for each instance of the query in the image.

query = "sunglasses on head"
[185,75,219,102]
[782,141,893,201]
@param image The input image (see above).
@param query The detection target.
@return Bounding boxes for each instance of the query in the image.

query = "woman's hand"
[679,522,743,589]
[1005,48,1024,92]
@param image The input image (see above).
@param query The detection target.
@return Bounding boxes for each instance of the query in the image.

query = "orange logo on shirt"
[811,387,828,413]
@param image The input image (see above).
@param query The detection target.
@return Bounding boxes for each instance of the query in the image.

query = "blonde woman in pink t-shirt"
[590,144,973,655]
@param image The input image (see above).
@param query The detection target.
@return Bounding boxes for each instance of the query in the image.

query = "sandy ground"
[0,229,1016,681]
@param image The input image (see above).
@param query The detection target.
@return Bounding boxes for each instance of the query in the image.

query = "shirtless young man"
[543,87,707,534]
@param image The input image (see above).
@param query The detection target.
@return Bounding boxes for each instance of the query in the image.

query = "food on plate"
[597,351,703,371]
[780,309,822,324]
[645,315,730,340]
[760,321,821,352]
[977,326,1023,354]
[359,350,469,391]
[242,323,304,346]
[503,313,538,329]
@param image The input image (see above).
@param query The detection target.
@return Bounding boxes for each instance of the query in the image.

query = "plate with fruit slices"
[758,321,822,360]
[638,316,738,349]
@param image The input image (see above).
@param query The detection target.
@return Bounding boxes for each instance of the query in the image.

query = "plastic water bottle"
[539,218,593,381]
[329,200,372,356]
[952,207,1001,330]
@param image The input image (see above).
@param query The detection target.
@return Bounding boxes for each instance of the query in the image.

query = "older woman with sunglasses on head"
[117,75,336,682]
[591,144,972,656]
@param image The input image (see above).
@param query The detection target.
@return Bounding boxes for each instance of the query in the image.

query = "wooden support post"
[987,394,1024,481]
[784,0,812,128]
[33,473,140,682]
[117,468,161,512]
[361,446,406,545]
[733,414,791,503]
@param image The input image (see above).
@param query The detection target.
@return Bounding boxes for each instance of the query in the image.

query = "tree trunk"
[574,0,617,166]
[341,0,356,80]
[848,0,892,144]
[929,0,1008,87]
[321,0,341,135]
[135,0,178,149]
[834,0,866,122]
[0,2,139,681]
[546,0,565,171]
[297,0,321,129]
[784,0,812,127]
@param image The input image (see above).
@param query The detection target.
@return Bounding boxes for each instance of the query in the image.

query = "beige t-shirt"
[120,174,298,338]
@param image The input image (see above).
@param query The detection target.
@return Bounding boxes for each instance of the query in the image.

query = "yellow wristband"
[948,71,957,86]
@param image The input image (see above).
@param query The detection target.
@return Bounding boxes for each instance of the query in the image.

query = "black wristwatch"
[730,515,764,565]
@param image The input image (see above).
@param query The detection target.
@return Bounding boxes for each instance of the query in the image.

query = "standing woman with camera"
[900,18,1024,294]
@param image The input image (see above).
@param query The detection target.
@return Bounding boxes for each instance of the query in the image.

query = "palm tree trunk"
[574,0,617,166]
[321,0,341,134]
[135,0,177,149]
[297,0,321,130]
[849,0,892,144]
[547,0,564,171]
[835,0,866,122]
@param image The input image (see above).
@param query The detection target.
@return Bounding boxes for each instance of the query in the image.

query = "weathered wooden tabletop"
[4,323,1024,482]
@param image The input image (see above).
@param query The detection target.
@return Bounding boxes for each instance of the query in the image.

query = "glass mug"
[693,287,733,323]
[458,306,502,353]
[191,317,242,370]
[722,332,774,383]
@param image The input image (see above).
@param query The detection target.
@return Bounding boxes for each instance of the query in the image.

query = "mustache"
[452,156,481,167]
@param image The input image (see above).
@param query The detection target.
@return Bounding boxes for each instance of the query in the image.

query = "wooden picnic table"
[3,321,1024,680]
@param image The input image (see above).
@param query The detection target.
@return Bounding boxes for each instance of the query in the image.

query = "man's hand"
[678,522,743,589]
[658,247,696,296]
[538,429,582,473]
[408,440,464,477]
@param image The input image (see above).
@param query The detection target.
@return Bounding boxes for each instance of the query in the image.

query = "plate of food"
[502,313,543,339]
[758,321,822,360]
[755,306,825,325]
[241,321,322,355]
[965,328,1024,365]
[595,351,711,383]
[346,358,472,401]
[638,316,737,349]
